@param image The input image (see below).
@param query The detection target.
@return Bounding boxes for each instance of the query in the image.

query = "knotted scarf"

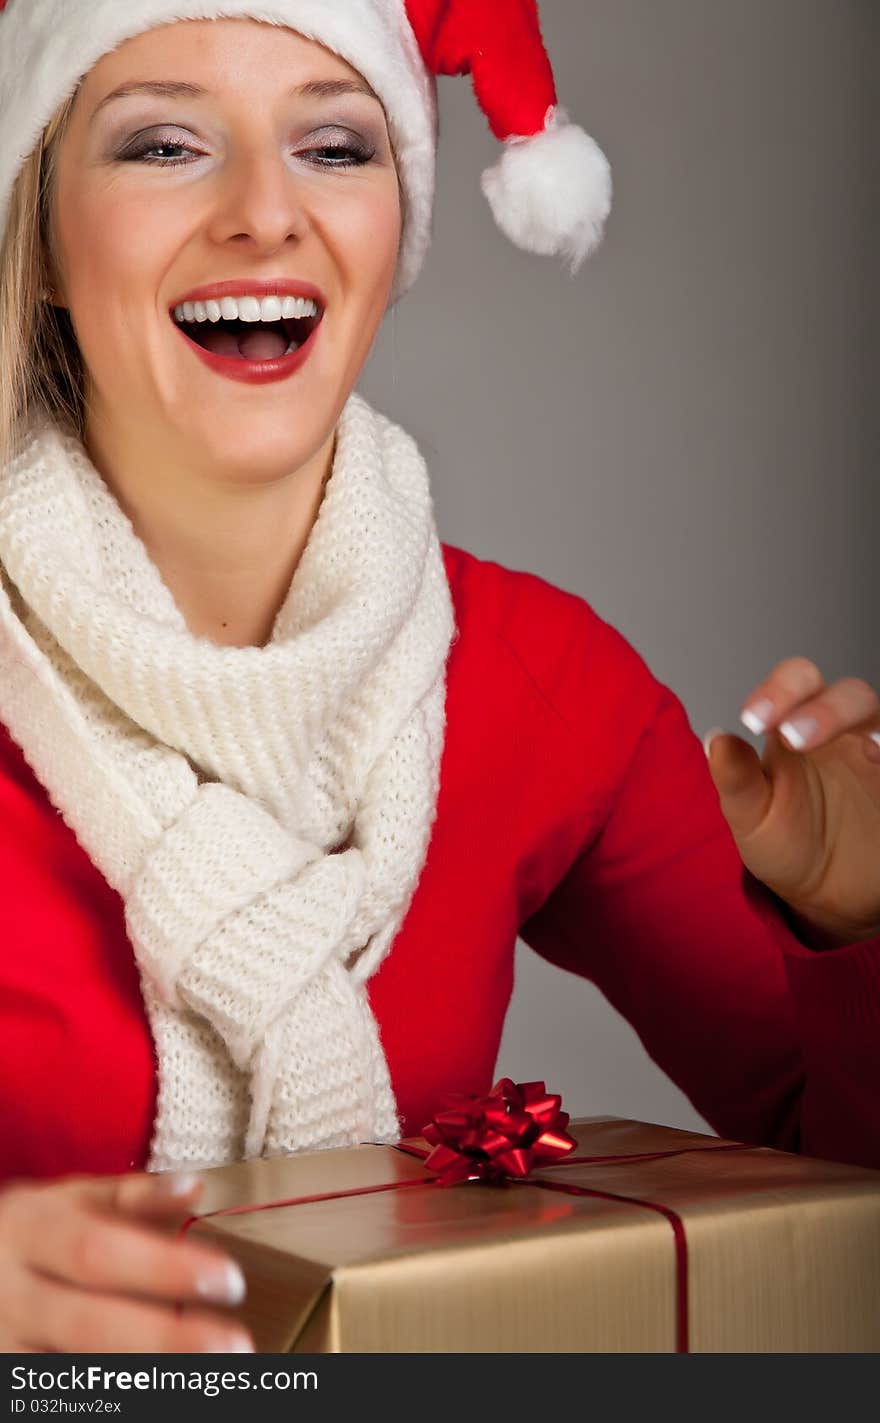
[0,392,455,1170]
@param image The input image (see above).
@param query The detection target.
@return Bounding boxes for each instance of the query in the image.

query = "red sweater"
[3,544,880,1181]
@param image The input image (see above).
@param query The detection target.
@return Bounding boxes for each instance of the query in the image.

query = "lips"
[169,278,326,385]
[170,278,327,308]
[173,316,322,385]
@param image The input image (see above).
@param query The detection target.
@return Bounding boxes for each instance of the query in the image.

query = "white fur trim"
[480,106,613,273]
[0,0,436,299]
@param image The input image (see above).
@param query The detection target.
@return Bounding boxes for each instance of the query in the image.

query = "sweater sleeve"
[517,650,880,1171]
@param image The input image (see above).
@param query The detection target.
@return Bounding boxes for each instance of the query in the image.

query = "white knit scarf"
[0,393,455,1171]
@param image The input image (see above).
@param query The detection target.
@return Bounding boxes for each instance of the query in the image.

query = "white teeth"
[173,293,321,324]
[281,296,315,319]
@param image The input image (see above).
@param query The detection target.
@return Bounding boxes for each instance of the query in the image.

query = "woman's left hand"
[704,658,880,947]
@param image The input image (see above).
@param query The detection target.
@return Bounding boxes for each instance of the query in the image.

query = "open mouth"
[172,307,323,363]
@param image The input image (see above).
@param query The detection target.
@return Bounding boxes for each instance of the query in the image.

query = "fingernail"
[702,727,725,759]
[197,1259,247,1307]
[158,1171,202,1198]
[741,698,775,735]
[779,716,819,750]
[208,1335,254,1353]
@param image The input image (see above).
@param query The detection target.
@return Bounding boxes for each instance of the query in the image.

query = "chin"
[189,415,330,483]
[198,426,319,477]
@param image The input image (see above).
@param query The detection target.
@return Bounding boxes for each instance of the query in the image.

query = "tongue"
[199,325,289,361]
[238,327,289,361]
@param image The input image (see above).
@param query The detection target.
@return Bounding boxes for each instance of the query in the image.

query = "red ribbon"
[420,1077,578,1185]
[179,1082,755,1352]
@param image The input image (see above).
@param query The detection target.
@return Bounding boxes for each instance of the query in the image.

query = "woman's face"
[50,18,402,479]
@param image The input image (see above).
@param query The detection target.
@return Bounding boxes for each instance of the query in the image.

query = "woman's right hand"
[0,1170,255,1353]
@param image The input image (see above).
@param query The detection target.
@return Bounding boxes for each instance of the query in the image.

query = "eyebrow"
[91,76,381,120]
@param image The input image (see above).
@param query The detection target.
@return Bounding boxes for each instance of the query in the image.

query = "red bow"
[421,1078,577,1186]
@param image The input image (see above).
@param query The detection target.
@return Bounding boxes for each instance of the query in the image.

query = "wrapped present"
[180,1083,880,1353]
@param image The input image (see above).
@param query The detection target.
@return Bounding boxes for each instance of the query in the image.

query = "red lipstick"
[170,277,327,307]
[174,321,320,385]
[169,278,326,387]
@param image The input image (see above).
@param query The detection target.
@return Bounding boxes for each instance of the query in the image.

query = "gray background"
[361,0,878,1134]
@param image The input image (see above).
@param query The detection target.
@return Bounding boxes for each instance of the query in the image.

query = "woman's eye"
[121,137,197,167]
[301,142,375,170]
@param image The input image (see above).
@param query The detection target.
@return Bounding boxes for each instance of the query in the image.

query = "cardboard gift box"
[182,1115,880,1353]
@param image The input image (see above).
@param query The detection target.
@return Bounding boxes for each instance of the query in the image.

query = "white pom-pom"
[480,107,612,273]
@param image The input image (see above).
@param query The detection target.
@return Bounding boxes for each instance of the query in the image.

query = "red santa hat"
[0,0,612,297]
[406,0,612,273]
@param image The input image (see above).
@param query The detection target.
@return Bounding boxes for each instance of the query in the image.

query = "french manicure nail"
[158,1171,202,1198]
[197,1259,247,1307]
[741,698,774,736]
[208,1336,255,1354]
[779,716,819,751]
[702,727,725,759]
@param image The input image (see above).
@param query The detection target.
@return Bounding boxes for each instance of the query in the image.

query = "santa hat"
[407,0,612,274]
[0,0,612,297]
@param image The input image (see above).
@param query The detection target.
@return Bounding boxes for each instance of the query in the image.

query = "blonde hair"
[0,92,83,471]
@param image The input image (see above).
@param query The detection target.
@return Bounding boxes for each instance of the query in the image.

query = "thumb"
[703,728,773,841]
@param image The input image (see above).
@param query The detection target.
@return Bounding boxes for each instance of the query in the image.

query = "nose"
[206,147,311,255]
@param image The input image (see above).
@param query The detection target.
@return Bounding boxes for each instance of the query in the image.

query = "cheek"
[54,176,183,351]
[331,181,402,304]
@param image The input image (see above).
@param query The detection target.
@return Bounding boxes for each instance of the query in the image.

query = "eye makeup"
[115,123,379,171]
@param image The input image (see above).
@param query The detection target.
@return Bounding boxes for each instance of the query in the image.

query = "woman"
[0,0,878,1355]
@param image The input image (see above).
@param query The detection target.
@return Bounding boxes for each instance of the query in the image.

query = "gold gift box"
[185,1116,880,1353]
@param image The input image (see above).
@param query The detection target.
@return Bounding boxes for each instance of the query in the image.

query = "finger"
[0,1333,43,1353]
[740,657,826,735]
[14,1269,253,1354]
[61,1171,206,1230]
[14,1185,247,1311]
[104,1170,206,1217]
[703,729,772,839]
[773,679,879,753]
[864,731,880,764]
[778,679,880,752]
